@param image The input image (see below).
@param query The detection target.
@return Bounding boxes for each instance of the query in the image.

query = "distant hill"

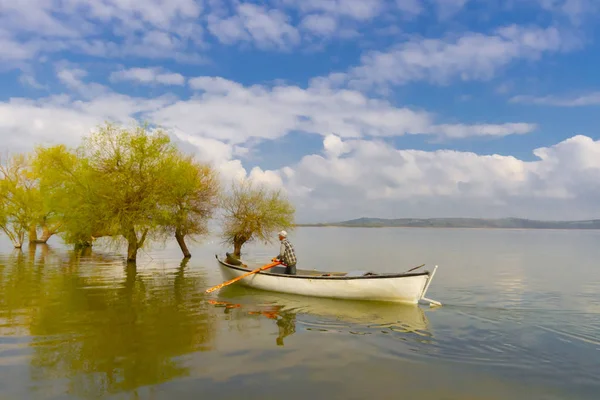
[297,217,600,229]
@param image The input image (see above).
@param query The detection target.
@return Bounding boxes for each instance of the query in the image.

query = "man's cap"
[278,230,287,237]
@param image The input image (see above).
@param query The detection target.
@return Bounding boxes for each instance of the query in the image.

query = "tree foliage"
[159,154,221,258]
[33,145,88,244]
[77,123,183,262]
[220,178,295,257]
[0,153,42,248]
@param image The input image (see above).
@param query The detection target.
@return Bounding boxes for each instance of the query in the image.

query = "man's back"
[280,238,297,266]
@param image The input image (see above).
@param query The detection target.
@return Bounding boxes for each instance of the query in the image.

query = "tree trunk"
[31,224,56,244]
[175,229,191,258]
[127,226,139,262]
[2,225,26,249]
[126,227,148,264]
[29,225,38,243]
[127,237,138,263]
[127,229,138,263]
[14,230,25,249]
[233,239,244,258]
[38,225,54,243]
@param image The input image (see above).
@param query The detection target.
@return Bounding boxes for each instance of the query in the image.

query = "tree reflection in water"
[1,244,217,398]
[0,245,433,398]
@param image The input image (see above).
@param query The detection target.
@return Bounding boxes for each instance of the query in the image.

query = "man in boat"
[274,230,297,275]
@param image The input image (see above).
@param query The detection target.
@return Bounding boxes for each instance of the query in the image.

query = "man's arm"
[275,242,285,261]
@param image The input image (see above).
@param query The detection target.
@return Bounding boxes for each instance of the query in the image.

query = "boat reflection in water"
[209,285,432,346]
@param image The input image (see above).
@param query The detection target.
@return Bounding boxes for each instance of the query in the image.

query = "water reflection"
[0,245,218,398]
[211,285,432,344]
[3,227,598,400]
[209,299,298,346]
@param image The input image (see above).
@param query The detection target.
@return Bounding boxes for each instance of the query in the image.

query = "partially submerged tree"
[33,144,108,248]
[28,146,71,244]
[0,191,28,249]
[160,155,220,258]
[0,153,42,248]
[220,178,295,258]
[80,123,181,263]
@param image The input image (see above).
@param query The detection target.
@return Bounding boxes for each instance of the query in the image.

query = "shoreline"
[294,224,600,231]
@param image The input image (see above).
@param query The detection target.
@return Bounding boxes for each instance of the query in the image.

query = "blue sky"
[1,0,600,222]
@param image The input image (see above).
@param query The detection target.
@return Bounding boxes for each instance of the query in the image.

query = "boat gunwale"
[215,255,431,280]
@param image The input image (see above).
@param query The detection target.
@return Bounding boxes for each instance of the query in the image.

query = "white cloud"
[395,0,423,15]
[0,92,176,153]
[207,3,300,49]
[110,67,186,86]
[324,25,580,90]
[431,123,537,138]
[432,0,470,18]
[0,66,177,152]
[248,167,285,189]
[55,65,110,98]
[0,96,103,152]
[323,133,350,158]
[0,0,203,36]
[0,1,82,38]
[510,92,600,106]
[19,73,46,90]
[533,0,600,24]
[169,129,235,165]
[150,76,535,145]
[57,67,88,88]
[276,134,600,221]
[300,14,339,36]
[286,0,386,21]
[0,0,205,64]
[0,32,49,65]
[0,91,251,191]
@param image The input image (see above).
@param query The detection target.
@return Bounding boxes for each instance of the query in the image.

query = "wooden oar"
[205,261,282,294]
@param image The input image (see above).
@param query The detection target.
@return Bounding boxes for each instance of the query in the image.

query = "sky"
[1,0,600,223]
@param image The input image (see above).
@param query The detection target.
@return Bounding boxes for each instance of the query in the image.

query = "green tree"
[32,144,110,248]
[220,178,295,258]
[31,123,221,262]
[160,155,221,258]
[78,122,181,262]
[0,153,41,248]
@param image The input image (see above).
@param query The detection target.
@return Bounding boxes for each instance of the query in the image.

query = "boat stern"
[419,265,442,307]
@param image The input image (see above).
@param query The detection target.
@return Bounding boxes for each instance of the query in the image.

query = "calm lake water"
[1,227,599,399]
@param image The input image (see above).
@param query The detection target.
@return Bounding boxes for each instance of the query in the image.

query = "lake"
[0,227,599,399]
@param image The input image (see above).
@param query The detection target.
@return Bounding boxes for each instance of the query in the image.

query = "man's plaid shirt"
[278,238,297,266]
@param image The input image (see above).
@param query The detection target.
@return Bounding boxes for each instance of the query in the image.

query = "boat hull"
[214,256,437,304]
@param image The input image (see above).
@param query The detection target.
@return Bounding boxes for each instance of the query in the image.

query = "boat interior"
[269,265,354,277]
[221,254,401,277]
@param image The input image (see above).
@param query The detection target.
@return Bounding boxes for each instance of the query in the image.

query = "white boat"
[214,255,441,306]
